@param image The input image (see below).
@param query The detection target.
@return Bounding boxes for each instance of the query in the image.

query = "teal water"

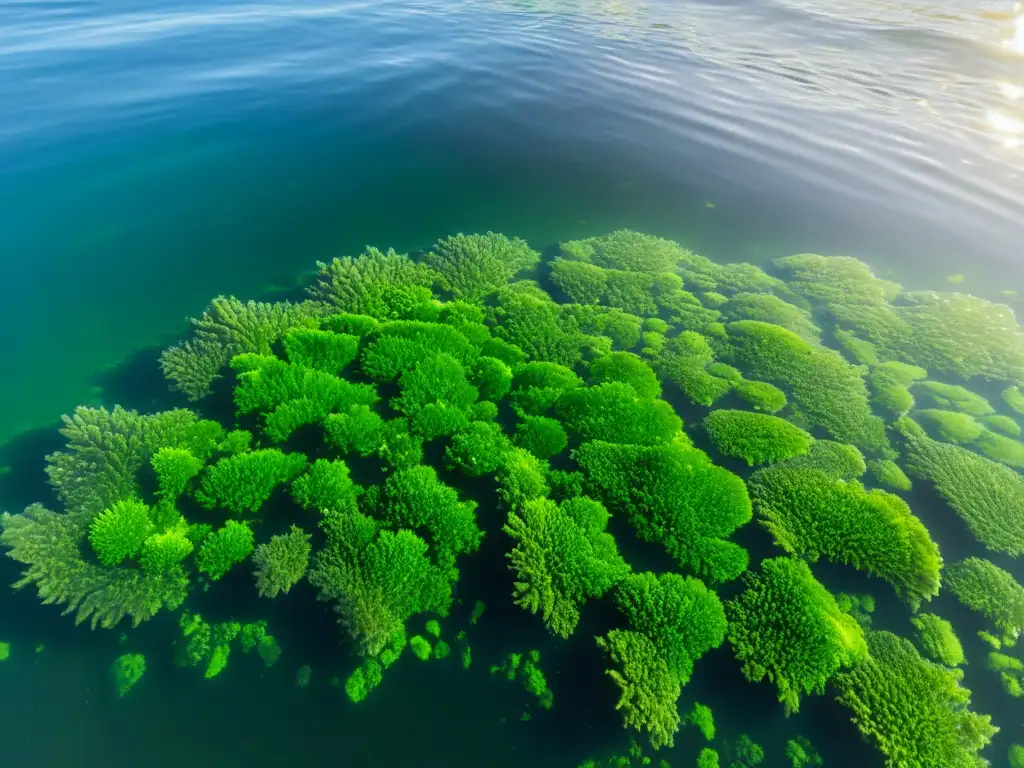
[1,1,1024,767]
[1,0,1023,446]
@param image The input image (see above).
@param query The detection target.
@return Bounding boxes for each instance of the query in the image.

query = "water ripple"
[0,0,1021,253]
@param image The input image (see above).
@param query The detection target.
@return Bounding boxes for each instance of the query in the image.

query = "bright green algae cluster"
[5,228,1024,765]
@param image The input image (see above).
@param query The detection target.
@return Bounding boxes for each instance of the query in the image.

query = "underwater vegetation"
[4,228,1024,765]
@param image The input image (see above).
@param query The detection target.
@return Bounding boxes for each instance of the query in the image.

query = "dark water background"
[1,0,1023,766]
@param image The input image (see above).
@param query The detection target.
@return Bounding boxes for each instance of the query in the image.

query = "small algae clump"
[900,431,1024,556]
[914,409,983,444]
[683,702,715,741]
[749,464,941,609]
[785,736,822,768]
[410,635,432,661]
[295,664,312,688]
[504,497,628,638]
[946,558,1024,635]
[0,642,10,662]
[834,631,996,767]
[197,521,255,581]
[597,572,726,750]
[865,458,912,492]
[252,525,312,598]
[111,653,146,697]
[726,557,866,714]
[703,409,813,466]
[491,650,554,711]
[1004,385,1024,416]
[910,613,965,667]
[575,440,751,583]
[987,652,1024,697]
[912,381,993,417]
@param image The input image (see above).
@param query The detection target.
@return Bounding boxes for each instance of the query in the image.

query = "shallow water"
[1,1,1023,766]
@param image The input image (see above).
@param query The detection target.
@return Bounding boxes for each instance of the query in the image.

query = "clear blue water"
[1,1,1023,766]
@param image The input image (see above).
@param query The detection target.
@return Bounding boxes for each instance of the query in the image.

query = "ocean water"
[0,1,1023,766]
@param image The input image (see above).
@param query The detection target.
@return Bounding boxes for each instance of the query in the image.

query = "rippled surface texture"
[0,0,1022,446]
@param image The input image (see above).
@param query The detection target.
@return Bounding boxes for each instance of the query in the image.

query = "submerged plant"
[8,227,1024,763]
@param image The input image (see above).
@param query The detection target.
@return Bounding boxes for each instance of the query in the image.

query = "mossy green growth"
[509,361,582,415]
[1003,385,1024,416]
[196,521,255,581]
[513,415,568,459]
[111,653,146,697]
[784,439,866,480]
[323,405,385,456]
[497,447,550,509]
[865,458,912,491]
[987,652,1024,697]
[834,631,996,768]
[901,433,1024,556]
[492,650,554,710]
[281,329,359,376]
[946,558,1024,635]
[981,413,1021,436]
[596,572,726,750]
[252,525,311,598]
[321,312,379,337]
[257,635,282,667]
[381,464,483,566]
[589,352,662,399]
[722,320,890,455]
[697,748,720,768]
[410,635,432,661]
[556,382,682,446]
[972,429,1024,468]
[238,620,267,653]
[724,734,764,767]
[470,356,513,403]
[733,379,787,413]
[574,440,751,583]
[749,465,941,609]
[683,702,715,741]
[912,381,993,416]
[784,736,822,768]
[196,449,307,515]
[719,292,820,343]
[89,499,154,566]
[504,497,629,638]
[978,630,1001,650]
[726,557,866,714]
[426,232,539,301]
[911,613,964,667]
[703,410,813,466]
[914,409,982,444]
[151,447,204,502]
[0,642,10,662]
[835,592,875,629]
[138,526,194,574]
[308,510,453,657]
[652,332,732,407]
[291,458,361,514]
[345,658,384,703]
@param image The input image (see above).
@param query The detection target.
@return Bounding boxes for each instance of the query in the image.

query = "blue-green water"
[1,1,1023,766]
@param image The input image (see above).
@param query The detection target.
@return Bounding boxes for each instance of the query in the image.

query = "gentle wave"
[1,0,1022,251]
